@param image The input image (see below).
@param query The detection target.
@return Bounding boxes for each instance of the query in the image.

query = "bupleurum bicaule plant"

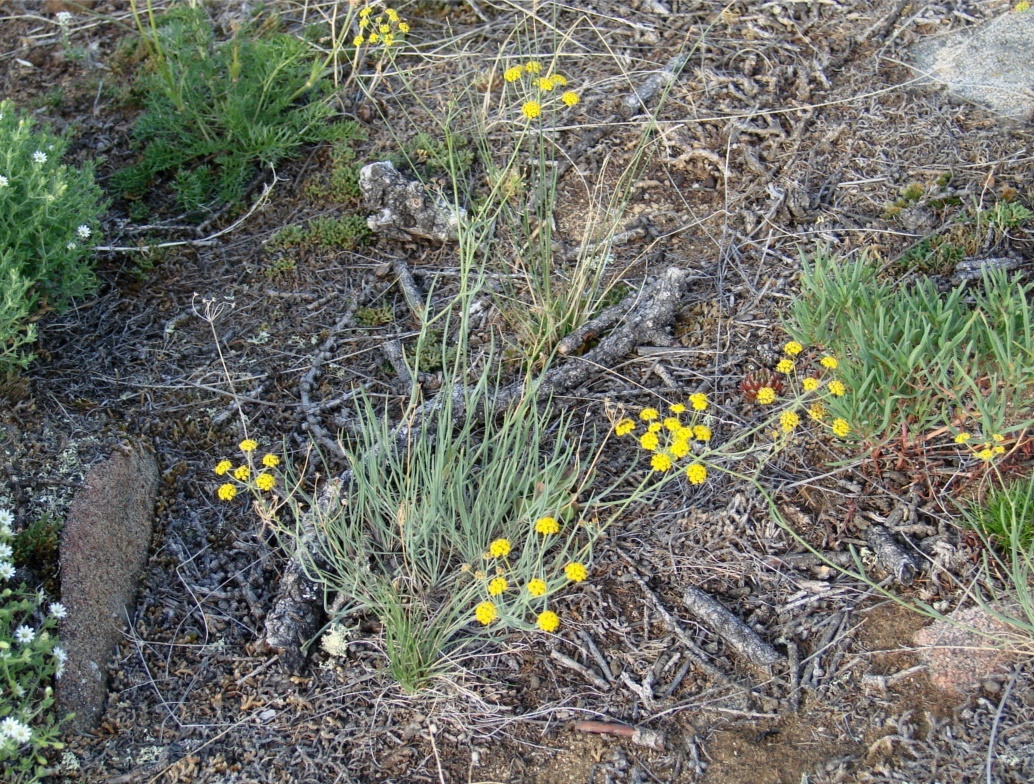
[0,99,105,373]
[212,380,637,693]
[0,508,69,784]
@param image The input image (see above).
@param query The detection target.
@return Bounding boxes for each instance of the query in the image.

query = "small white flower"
[56,11,73,24]
[0,561,14,581]
[67,242,77,251]
[14,625,35,645]
[32,150,47,164]
[49,602,67,619]
[55,646,67,678]
[0,509,12,527]
[0,717,32,744]
[0,175,8,187]
[0,544,10,559]
[76,224,91,239]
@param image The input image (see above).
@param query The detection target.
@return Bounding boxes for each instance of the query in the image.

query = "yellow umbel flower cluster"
[615,397,712,484]
[354,5,409,48]
[468,522,592,636]
[213,440,280,501]
[745,341,853,441]
[503,60,580,122]
[954,430,1009,463]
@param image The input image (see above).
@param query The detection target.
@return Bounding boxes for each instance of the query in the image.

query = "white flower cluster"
[0,509,13,581]
[0,716,32,744]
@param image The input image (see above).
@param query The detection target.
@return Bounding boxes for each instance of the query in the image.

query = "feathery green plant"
[113,4,359,216]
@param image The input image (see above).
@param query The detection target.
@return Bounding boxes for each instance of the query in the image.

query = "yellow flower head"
[992,433,1005,443]
[615,418,636,436]
[976,448,995,461]
[756,387,777,405]
[385,8,400,22]
[820,356,839,370]
[669,439,690,459]
[368,32,380,43]
[831,418,850,438]
[993,445,1006,455]
[651,453,673,472]
[780,411,801,433]
[561,91,579,107]
[262,453,280,468]
[488,577,508,596]
[214,460,233,476]
[808,403,826,421]
[239,439,258,452]
[359,6,373,17]
[565,562,588,582]
[685,463,707,485]
[693,425,712,442]
[524,61,543,73]
[256,473,275,492]
[1016,1,1030,11]
[639,432,660,452]
[474,601,498,625]
[397,21,409,34]
[639,407,660,421]
[784,341,804,356]
[489,538,512,558]
[536,610,560,632]
[776,359,795,374]
[521,101,542,119]
[551,74,568,86]
[954,432,972,444]
[527,578,547,597]
[663,417,682,432]
[504,65,523,82]
[217,483,237,501]
[353,34,365,46]
[689,393,709,411]
[379,23,390,33]
[827,380,846,397]
[802,377,819,392]
[534,76,555,91]
[669,403,686,414]
[234,465,251,481]
[383,33,395,46]
[647,422,662,433]
[535,516,560,535]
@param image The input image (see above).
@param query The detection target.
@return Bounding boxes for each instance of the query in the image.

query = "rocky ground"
[1,0,1033,782]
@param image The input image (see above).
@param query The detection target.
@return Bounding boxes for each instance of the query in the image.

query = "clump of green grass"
[785,250,1034,451]
[966,475,1034,551]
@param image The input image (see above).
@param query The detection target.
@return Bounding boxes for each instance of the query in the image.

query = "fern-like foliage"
[113,6,358,216]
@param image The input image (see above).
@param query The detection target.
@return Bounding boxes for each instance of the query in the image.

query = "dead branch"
[865,524,919,586]
[390,256,427,323]
[573,721,666,751]
[682,586,784,667]
[549,649,611,691]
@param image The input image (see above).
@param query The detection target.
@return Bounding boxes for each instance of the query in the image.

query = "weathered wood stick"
[682,587,784,667]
